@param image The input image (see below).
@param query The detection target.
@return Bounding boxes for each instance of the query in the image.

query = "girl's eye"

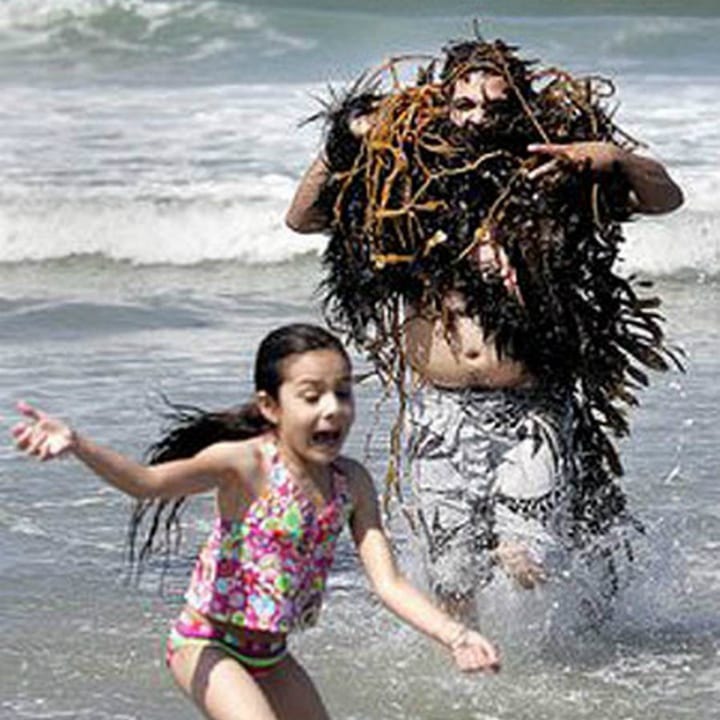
[302,394,320,403]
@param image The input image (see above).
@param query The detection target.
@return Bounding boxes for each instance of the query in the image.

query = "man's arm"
[528,141,684,215]
[285,153,331,233]
[286,107,380,234]
[617,151,684,214]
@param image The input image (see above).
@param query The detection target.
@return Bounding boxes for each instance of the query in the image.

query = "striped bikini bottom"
[166,608,288,677]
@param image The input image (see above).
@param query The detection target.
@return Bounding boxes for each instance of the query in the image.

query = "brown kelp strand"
[315,38,682,535]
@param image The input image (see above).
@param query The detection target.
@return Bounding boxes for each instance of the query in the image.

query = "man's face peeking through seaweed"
[449,69,509,128]
[440,40,535,150]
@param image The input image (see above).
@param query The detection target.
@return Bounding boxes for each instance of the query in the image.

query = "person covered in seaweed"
[11,324,500,720]
[285,38,684,621]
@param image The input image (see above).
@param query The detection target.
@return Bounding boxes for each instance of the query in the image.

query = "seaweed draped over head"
[316,37,680,520]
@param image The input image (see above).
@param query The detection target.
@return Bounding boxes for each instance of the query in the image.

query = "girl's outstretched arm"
[12,401,241,499]
[342,457,501,674]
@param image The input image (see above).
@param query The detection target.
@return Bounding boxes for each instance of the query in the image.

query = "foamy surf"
[0,195,716,276]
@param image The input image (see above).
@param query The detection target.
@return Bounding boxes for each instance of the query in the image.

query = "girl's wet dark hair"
[254,322,349,398]
[127,323,350,573]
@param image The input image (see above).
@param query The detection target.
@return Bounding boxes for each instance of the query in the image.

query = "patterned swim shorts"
[407,384,578,599]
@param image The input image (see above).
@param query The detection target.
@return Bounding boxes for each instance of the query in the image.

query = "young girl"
[12,323,500,720]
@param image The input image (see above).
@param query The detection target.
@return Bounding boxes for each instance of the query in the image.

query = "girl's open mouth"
[311,430,342,447]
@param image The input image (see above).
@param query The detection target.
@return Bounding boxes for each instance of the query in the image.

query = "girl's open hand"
[450,628,501,674]
[12,401,75,461]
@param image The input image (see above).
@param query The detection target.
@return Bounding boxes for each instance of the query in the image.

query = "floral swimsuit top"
[185,437,354,635]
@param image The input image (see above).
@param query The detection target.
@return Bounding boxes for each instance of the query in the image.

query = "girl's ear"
[256,391,280,425]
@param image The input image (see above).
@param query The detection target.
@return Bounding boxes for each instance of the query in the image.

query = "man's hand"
[528,141,626,174]
[347,100,381,138]
[527,141,683,213]
[492,540,547,589]
[474,242,523,304]
[348,110,377,138]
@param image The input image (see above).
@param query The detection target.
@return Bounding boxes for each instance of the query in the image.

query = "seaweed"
[314,37,682,532]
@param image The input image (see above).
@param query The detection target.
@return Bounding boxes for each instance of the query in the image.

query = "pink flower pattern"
[185,438,353,634]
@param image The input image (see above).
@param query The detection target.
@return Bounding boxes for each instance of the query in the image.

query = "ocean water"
[0,2,719,719]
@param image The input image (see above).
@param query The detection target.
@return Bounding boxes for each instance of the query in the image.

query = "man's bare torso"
[404,291,534,390]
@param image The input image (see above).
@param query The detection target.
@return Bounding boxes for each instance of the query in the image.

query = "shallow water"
[1,260,718,719]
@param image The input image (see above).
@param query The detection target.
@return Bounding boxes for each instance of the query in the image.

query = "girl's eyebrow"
[294,378,323,388]
[294,375,352,388]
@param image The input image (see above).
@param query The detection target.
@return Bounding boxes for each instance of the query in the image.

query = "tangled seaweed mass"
[316,39,682,527]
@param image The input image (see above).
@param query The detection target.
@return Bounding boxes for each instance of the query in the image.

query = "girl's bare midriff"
[184,605,287,646]
[404,294,535,390]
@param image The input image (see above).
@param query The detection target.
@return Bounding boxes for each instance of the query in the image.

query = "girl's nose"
[320,392,341,416]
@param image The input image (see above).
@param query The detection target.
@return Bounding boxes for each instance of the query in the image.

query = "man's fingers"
[516,562,547,588]
[527,142,563,155]
[526,158,561,180]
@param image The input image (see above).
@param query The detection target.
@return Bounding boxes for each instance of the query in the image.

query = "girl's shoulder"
[333,455,375,503]
[199,435,268,480]
[333,454,368,479]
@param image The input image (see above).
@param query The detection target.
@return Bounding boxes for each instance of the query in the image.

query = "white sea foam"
[623,212,720,277]
[0,24,716,277]
[0,190,715,275]
[0,193,324,265]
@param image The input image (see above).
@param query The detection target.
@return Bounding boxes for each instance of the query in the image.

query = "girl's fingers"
[11,405,69,461]
[457,652,494,673]
[475,642,500,670]
[475,638,500,670]
[15,426,50,457]
[11,421,29,437]
[13,425,35,449]
[453,633,501,673]
[40,439,65,461]
[16,400,44,421]
[46,435,69,458]
[27,431,48,456]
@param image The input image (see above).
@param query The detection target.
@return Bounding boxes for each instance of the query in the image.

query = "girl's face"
[261,349,355,467]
